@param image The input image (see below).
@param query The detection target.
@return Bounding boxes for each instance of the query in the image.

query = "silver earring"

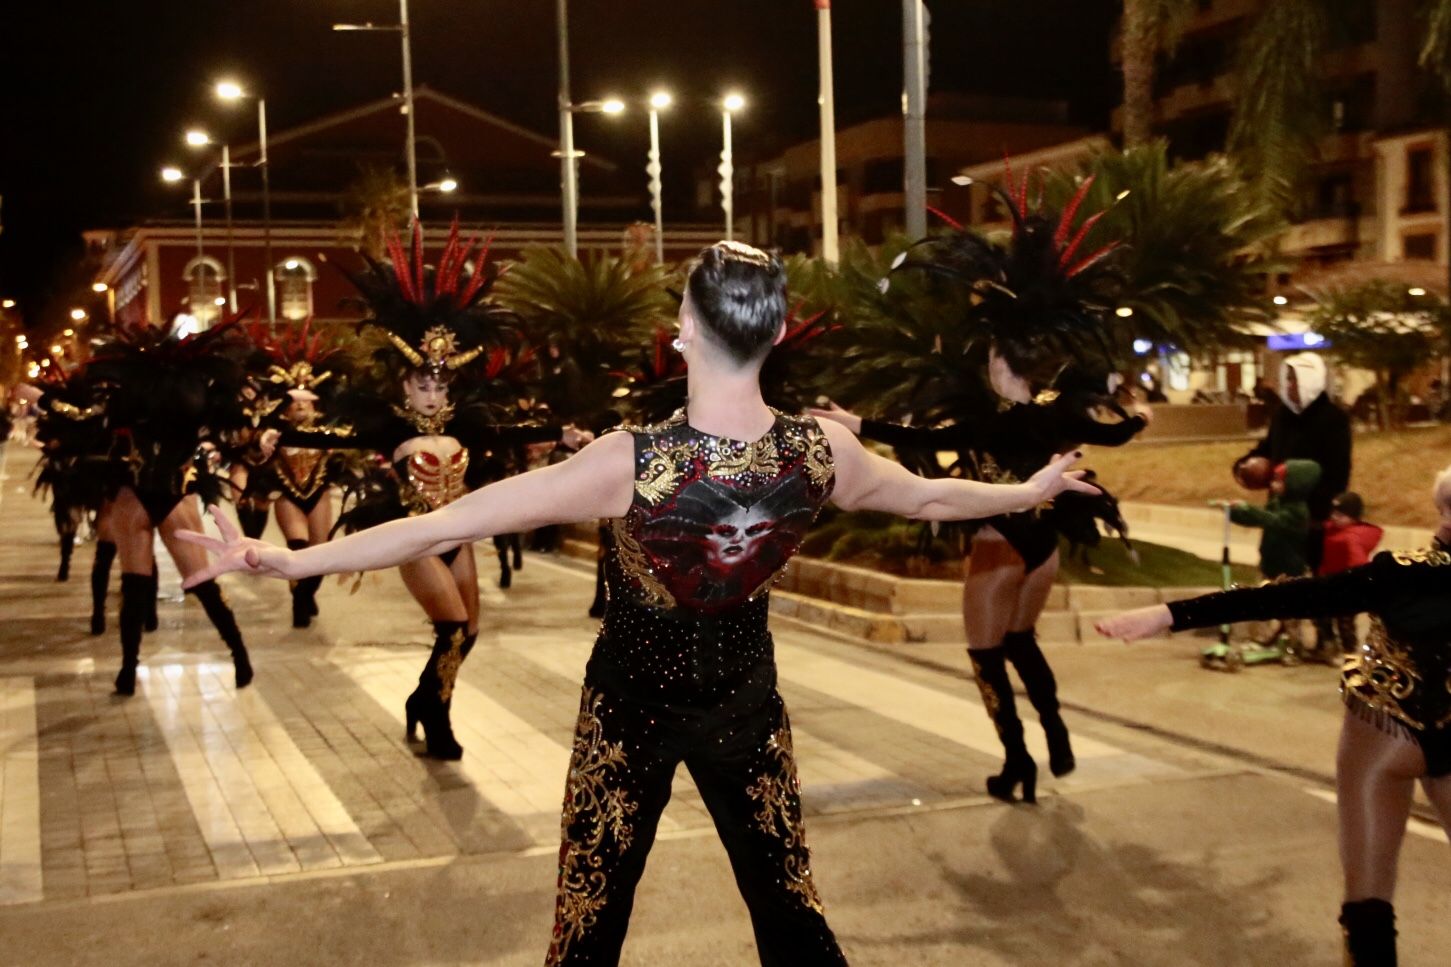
[671,337,686,352]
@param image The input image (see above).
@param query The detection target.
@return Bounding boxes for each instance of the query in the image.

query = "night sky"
[0,1,1117,326]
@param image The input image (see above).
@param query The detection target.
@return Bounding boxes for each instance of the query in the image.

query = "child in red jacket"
[1317,492,1383,655]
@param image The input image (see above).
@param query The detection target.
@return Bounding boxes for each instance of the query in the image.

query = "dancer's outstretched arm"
[177,420,1096,586]
[819,419,1098,521]
[176,432,637,586]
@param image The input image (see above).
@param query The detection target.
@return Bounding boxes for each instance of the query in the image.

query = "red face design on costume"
[704,506,780,567]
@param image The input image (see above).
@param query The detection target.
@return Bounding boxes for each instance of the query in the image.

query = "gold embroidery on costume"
[278,448,329,501]
[609,519,677,608]
[1341,617,1424,731]
[403,447,469,511]
[1032,389,1061,406]
[802,428,834,490]
[49,400,103,420]
[636,451,684,506]
[1391,547,1451,567]
[708,434,780,479]
[969,654,1002,720]
[391,401,456,436]
[745,723,824,914]
[548,688,639,966]
[434,627,466,702]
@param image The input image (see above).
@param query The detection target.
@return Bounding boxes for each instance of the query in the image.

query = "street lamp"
[161,166,206,258]
[91,282,108,293]
[69,308,87,322]
[720,93,745,242]
[647,91,672,265]
[216,78,276,325]
[556,98,626,259]
[1,299,15,309]
[186,129,238,312]
[334,1,419,218]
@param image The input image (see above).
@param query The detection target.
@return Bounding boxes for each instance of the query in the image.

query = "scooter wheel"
[1225,650,1245,673]
[1281,651,1301,668]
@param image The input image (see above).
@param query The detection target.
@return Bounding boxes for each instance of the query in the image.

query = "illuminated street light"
[649,91,673,111]
[161,166,185,183]
[214,297,228,307]
[69,308,87,321]
[1408,287,1427,297]
[1,299,15,309]
[1273,295,1289,306]
[214,77,277,325]
[215,79,245,101]
[1115,306,1134,318]
[719,94,746,240]
[723,92,746,113]
[950,174,973,187]
[50,344,63,355]
[62,329,74,337]
[646,91,672,264]
[601,98,625,115]
[284,258,301,271]
[185,129,211,147]
[436,177,458,193]
[92,282,109,293]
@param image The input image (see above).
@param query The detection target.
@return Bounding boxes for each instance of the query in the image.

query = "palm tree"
[338,165,411,258]
[1120,0,1196,146]
[493,246,673,429]
[1039,142,1282,355]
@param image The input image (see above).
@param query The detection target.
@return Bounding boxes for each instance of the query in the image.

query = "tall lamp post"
[186,129,237,311]
[647,91,672,265]
[215,80,276,326]
[719,94,745,242]
[161,166,206,258]
[557,98,624,258]
[556,0,578,257]
[334,0,419,218]
[817,0,839,263]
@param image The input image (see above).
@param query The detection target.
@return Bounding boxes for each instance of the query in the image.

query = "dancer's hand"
[1094,605,1173,643]
[175,511,297,588]
[1025,451,1100,504]
[561,425,594,450]
[257,428,280,461]
[805,401,862,434]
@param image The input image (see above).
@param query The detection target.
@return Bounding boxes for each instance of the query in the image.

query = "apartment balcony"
[1282,203,1364,255]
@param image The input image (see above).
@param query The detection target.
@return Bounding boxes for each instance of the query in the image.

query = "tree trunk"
[1121,0,1156,147]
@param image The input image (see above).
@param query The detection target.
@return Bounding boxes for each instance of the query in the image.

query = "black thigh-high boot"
[1004,628,1075,777]
[115,573,149,695]
[187,579,253,688]
[494,536,512,589]
[1340,899,1396,966]
[90,540,117,635]
[143,562,159,633]
[969,646,1036,804]
[509,533,522,570]
[237,501,269,540]
[285,540,318,628]
[56,527,75,582]
[405,620,469,760]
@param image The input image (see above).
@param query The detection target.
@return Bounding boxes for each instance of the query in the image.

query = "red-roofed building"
[89,87,716,328]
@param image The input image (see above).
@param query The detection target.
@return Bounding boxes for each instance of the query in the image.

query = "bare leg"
[962,532,1035,802]
[400,557,469,623]
[273,498,309,544]
[159,499,252,686]
[447,545,480,636]
[1009,549,1059,633]
[1336,710,1421,901]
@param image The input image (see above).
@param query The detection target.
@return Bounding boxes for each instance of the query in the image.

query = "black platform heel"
[411,622,469,760]
[970,645,1038,804]
[1005,628,1076,778]
[1340,899,1396,966]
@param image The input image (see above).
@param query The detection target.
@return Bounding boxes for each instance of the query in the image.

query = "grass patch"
[802,509,1260,586]
[1084,424,1451,529]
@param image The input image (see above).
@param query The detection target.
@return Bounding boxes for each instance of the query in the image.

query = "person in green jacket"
[1232,459,1323,579]
[1230,459,1323,656]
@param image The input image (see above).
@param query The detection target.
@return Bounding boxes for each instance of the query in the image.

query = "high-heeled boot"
[495,542,512,589]
[114,572,149,695]
[143,563,159,633]
[285,540,317,628]
[237,501,270,540]
[1004,628,1075,777]
[90,540,116,635]
[56,530,75,582]
[1339,899,1396,966]
[510,536,522,571]
[405,620,469,760]
[969,646,1037,804]
[187,579,253,688]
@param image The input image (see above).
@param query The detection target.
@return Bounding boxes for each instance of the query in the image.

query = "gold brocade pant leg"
[546,686,679,966]
[682,692,847,967]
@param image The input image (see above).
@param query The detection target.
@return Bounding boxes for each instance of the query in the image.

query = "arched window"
[182,256,226,328]
[275,257,317,321]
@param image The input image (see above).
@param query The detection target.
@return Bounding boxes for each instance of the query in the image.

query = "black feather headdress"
[344,219,513,380]
[885,159,1126,383]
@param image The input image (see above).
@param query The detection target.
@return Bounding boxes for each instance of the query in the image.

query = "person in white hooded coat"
[1235,352,1353,543]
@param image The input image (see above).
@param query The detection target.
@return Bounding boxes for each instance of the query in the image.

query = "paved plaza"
[0,444,1447,966]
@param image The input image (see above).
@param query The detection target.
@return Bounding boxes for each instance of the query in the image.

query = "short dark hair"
[1332,492,1364,520]
[685,242,787,364]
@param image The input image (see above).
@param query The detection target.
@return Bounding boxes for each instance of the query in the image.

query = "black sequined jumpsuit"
[1167,541,1451,775]
[546,410,846,967]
